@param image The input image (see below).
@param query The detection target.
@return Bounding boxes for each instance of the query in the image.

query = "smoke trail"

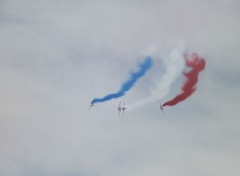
[128,48,185,110]
[91,57,153,104]
[163,53,206,107]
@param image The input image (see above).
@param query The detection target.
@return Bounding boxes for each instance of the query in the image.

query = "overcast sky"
[1,0,240,175]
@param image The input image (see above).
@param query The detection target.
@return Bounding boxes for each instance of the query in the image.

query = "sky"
[0,0,240,175]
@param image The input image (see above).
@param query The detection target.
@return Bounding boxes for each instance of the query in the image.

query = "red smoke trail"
[163,53,206,107]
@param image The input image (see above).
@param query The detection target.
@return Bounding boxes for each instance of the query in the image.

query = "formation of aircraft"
[89,101,165,115]
[117,101,127,116]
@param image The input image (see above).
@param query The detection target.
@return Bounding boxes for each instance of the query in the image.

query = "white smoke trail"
[128,47,185,110]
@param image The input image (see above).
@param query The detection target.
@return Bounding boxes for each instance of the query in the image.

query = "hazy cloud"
[1,0,240,175]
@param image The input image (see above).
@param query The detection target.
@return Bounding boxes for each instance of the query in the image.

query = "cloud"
[0,0,240,175]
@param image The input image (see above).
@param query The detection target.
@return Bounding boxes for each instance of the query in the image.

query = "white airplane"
[118,102,122,116]
[159,101,164,113]
[122,101,127,116]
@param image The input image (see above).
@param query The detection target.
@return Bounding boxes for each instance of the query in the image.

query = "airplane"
[159,101,164,113]
[122,101,127,116]
[88,103,94,110]
[118,102,122,116]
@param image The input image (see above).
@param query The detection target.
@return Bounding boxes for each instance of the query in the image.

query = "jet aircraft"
[88,103,94,110]
[122,101,127,116]
[118,102,122,116]
[159,101,164,113]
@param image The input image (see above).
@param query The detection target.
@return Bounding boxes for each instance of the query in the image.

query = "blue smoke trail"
[91,57,153,104]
